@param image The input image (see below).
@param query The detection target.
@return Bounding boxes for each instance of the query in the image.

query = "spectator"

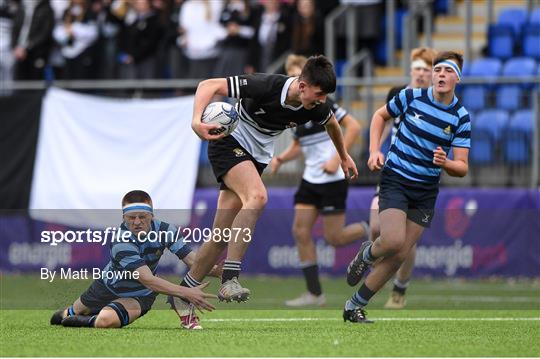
[92,0,121,79]
[167,0,189,79]
[291,0,323,57]
[116,0,163,79]
[179,0,225,79]
[248,0,292,73]
[0,0,17,94]
[11,0,55,80]
[53,0,99,79]
[214,0,256,77]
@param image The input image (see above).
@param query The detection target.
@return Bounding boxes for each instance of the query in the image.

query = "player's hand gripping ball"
[201,102,239,136]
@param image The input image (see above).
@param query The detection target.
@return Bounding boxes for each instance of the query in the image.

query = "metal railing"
[3,75,539,188]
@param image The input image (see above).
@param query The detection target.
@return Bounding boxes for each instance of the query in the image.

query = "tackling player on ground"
[50,190,217,329]
[343,51,471,323]
[270,54,368,307]
[181,55,358,328]
[366,47,437,309]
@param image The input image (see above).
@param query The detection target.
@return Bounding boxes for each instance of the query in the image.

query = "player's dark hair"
[122,190,152,206]
[433,51,464,71]
[299,55,336,94]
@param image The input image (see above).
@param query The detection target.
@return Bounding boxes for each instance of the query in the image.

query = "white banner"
[30,87,200,228]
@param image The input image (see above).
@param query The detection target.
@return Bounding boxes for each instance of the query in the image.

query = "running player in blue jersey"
[343,51,471,323]
[368,47,437,309]
[271,55,368,307]
[50,190,218,329]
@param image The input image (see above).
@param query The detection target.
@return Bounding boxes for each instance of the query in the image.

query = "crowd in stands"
[1,0,382,82]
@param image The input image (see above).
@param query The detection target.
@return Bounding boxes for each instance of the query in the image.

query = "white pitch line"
[206,317,540,322]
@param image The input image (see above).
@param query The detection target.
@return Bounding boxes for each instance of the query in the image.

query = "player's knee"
[244,191,267,210]
[95,302,131,328]
[324,232,342,246]
[380,236,406,256]
[292,225,311,242]
[94,312,121,328]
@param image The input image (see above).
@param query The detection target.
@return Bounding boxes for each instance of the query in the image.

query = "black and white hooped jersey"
[292,98,348,184]
[226,74,334,164]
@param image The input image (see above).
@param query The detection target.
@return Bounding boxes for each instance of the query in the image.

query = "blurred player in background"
[185,55,358,328]
[50,190,218,329]
[270,54,368,307]
[344,51,471,323]
[366,47,437,309]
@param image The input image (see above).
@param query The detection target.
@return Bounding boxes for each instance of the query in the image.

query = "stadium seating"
[495,57,537,111]
[523,24,540,59]
[461,58,502,111]
[470,110,509,165]
[502,110,533,164]
[488,24,515,60]
[498,8,528,37]
[530,7,540,24]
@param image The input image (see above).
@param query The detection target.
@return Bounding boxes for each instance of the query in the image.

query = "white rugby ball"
[201,102,239,136]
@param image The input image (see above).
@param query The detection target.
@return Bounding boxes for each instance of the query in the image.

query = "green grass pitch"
[1,275,539,357]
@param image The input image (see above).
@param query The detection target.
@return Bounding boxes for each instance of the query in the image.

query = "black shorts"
[207,135,267,190]
[378,168,439,227]
[294,179,348,214]
[80,279,157,316]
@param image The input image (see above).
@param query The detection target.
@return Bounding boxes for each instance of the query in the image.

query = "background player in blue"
[50,190,217,329]
[187,55,358,312]
[270,55,368,307]
[368,47,437,309]
[343,51,471,323]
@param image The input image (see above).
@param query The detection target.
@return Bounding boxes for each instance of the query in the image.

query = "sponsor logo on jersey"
[444,125,452,135]
[254,108,266,115]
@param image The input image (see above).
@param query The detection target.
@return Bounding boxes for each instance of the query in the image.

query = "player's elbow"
[197,78,227,97]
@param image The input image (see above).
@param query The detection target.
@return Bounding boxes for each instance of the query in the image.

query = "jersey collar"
[281,77,303,111]
[428,86,457,109]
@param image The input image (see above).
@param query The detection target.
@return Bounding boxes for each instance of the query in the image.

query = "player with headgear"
[343,51,471,323]
[50,190,218,329]
[367,47,437,309]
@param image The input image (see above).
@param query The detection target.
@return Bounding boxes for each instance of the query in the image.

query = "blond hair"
[285,54,308,75]
[410,47,437,66]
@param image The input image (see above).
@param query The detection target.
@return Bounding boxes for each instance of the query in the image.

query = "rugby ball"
[201,102,239,136]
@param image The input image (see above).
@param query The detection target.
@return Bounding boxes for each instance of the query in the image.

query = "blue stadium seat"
[488,24,515,60]
[461,58,502,111]
[503,110,533,164]
[434,0,449,14]
[498,7,528,37]
[470,110,509,165]
[496,57,537,110]
[530,7,540,24]
[375,9,407,64]
[523,24,540,59]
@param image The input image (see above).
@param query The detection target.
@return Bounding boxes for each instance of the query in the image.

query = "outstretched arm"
[191,78,230,141]
[182,252,223,278]
[322,114,361,174]
[324,116,358,180]
[270,139,302,174]
[136,265,216,311]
